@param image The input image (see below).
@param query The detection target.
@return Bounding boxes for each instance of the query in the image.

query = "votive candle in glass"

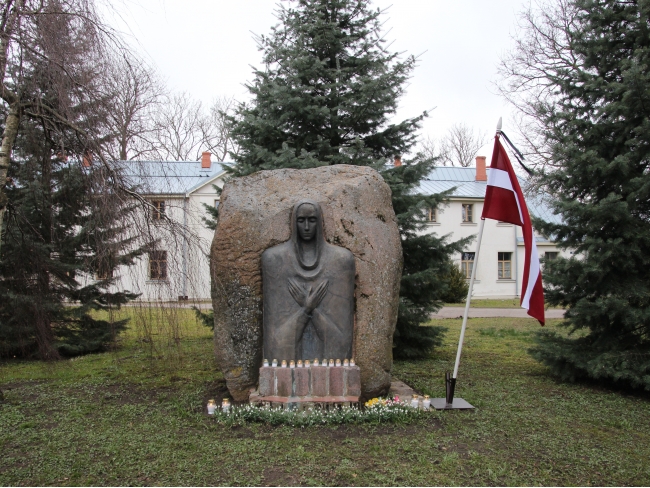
[350,359,355,367]
[222,398,231,413]
[335,359,341,367]
[297,360,303,368]
[343,359,349,367]
[272,359,278,367]
[314,358,319,366]
[410,394,419,409]
[422,395,431,411]
[207,399,216,415]
[305,360,311,367]
[328,359,334,367]
[281,360,287,368]
[289,360,295,368]
[263,358,269,367]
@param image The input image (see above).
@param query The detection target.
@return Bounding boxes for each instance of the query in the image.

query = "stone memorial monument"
[211,165,402,401]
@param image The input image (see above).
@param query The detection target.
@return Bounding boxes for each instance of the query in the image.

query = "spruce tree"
[227,0,470,358]
[0,118,141,360]
[530,0,650,389]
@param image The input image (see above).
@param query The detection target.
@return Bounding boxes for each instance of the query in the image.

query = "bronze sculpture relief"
[262,200,355,361]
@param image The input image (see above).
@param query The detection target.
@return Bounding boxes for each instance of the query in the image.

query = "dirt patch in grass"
[262,468,303,487]
[0,380,49,403]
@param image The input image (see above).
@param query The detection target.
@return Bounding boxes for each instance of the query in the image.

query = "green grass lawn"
[1,308,649,486]
[445,298,565,309]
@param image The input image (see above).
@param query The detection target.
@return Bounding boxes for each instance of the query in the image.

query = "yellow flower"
[365,397,380,407]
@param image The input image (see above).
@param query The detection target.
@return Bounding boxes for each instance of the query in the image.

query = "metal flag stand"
[430,217,483,410]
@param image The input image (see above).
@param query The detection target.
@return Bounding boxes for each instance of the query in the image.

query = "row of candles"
[411,394,432,411]
[263,358,355,368]
[207,398,229,414]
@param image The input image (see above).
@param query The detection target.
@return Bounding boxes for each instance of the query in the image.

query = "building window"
[498,252,512,279]
[96,255,114,280]
[96,268,113,280]
[545,251,558,261]
[462,204,473,222]
[214,200,220,209]
[96,262,113,280]
[151,200,165,220]
[461,252,475,279]
[426,207,437,222]
[149,251,167,280]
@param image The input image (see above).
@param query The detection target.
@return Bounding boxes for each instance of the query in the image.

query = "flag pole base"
[433,372,474,410]
[430,397,475,410]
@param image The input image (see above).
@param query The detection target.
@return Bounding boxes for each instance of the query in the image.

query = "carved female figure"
[262,200,355,361]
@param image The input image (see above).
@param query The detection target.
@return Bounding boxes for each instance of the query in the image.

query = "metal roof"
[117,160,228,196]
[416,166,562,224]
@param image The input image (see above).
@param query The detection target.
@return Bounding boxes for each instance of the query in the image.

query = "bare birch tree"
[0,0,125,256]
[439,123,487,167]
[496,0,579,171]
[103,55,165,161]
[0,0,236,362]
[200,96,240,161]
[418,135,438,161]
[151,93,239,162]
[420,124,486,167]
[150,92,204,161]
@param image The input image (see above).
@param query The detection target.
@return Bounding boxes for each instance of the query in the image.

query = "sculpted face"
[296,204,318,241]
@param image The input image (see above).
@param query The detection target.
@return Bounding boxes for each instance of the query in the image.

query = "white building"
[416,156,566,299]
[115,154,563,301]
[114,153,227,302]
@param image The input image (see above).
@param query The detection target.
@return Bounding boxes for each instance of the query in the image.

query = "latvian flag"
[482,136,545,325]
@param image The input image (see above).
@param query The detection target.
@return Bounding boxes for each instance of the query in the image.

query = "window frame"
[497,252,512,280]
[426,206,437,223]
[461,252,475,279]
[96,268,113,281]
[151,200,165,221]
[149,250,168,281]
[462,203,473,223]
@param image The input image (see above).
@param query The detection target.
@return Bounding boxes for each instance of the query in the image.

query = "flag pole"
[436,118,501,410]
[446,217,486,405]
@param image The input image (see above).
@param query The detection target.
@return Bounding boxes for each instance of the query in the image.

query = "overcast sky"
[109,0,529,161]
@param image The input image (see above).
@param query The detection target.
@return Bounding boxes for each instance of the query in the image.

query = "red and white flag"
[481,136,545,325]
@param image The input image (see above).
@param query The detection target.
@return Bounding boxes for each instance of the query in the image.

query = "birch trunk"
[0,101,21,257]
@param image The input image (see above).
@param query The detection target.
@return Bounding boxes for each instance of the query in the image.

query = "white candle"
[350,359,355,367]
[272,359,278,367]
[335,359,341,366]
[222,398,231,413]
[297,360,303,368]
[343,359,349,367]
[328,359,334,367]
[422,395,431,411]
[263,358,269,367]
[314,358,319,366]
[281,360,287,368]
[410,394,419,409]
[289,360,295,368]
[207,399,216,415]
[305,360,311,367]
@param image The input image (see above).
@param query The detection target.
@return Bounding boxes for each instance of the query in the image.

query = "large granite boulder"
[210,165,402,401]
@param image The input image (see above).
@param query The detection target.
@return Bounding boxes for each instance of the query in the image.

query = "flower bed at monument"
[209,397,422,427]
